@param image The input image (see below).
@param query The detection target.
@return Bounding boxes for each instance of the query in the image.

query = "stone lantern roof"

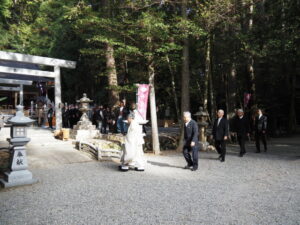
[8,105,35,125]
[194,107,209,117]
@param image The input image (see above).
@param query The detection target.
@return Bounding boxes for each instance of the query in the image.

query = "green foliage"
[1,0,299,132]
[0,0,11,20]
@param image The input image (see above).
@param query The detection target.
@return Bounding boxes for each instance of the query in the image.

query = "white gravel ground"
[1,140,300,225]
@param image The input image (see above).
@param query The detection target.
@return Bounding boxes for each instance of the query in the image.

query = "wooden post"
[149,84,160,155]
[14,92,18,107]
[54,66,62,130]
[19,84,23,105]
[149,62,160,155]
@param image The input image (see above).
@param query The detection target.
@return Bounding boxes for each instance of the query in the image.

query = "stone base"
[71,129,99,141]
[97,133,125,144]
[0,170,38,188]
[199,141,210,151]
[73,113,96,130]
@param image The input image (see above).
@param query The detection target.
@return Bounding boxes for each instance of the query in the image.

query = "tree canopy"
[1,0,299,134]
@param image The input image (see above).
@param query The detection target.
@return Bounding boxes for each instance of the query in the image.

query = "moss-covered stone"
[0,151,10,171]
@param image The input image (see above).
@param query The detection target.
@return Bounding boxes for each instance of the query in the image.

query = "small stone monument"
[0,105,37,188]
[194,107,210,151]
[71,93,98,140]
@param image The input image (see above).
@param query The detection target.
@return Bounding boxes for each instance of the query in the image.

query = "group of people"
[60,100,268,173]
[90,101,135,135]
[62,104,81,129]
[62,100,140,135]
[182,108,268,171]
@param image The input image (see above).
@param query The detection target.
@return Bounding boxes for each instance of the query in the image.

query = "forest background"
[0,0,299,136]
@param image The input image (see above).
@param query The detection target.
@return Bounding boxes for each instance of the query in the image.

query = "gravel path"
[1,140,300,225]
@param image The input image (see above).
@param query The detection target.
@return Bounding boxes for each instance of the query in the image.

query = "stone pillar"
[54,66,62,130]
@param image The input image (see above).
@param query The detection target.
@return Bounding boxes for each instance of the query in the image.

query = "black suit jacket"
[114,106,129,120]
[96,109,105,122]
[231,116,250,136]
[184,119,199,147]
[255,115,267,132]
[212,117,229,141]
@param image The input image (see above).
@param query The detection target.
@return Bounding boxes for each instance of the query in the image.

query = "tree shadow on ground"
[200,149,300,162]
[147,160,183,169]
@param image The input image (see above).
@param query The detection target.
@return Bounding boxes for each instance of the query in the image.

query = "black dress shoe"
[118,165,129,172]
[220,158,225,162]
[239,153,243,157]
[191,167,198,171]
[218,155,222,160]
[256,150,261,153]
[184,165,193,169]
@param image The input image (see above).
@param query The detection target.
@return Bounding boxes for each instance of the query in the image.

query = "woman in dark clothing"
[47,104,54,129]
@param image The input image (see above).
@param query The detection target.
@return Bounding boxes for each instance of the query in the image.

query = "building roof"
[0,60,53,82]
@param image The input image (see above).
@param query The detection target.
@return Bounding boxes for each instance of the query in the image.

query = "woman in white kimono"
[119,113,145,172]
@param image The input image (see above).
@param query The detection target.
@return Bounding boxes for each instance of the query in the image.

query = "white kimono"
[121,118,145,169]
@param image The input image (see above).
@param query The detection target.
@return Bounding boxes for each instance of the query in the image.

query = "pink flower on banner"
[137,84,150,120]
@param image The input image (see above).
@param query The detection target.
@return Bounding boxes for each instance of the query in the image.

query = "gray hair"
[218,109,224,114]
[237,109,244,113]
[183,111,191,118]
[127,113,135,119]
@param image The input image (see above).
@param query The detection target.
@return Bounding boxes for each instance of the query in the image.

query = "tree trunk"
[148,60,160,155]
[166,55,180,121]
[248,0,256,105]
[177,0,190,151]
[227,58,237,114]
[288,71,297,133]
[208,56,215,117]
[105,43,119,107]
[203,36,211,111]
[146,34,160,155]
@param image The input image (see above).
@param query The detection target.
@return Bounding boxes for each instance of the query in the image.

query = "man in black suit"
[212,109,229,162]
[97,105,107,134]
[182,111,199,171]
[232,109,250,157]
[255,109,267,153]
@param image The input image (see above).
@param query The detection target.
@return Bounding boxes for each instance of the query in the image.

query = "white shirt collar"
[185,119,191,126]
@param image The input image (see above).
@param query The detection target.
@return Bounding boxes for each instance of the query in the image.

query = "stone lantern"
[194,107,209,151]
[77,93,93,122]
[71,93,97,140]
[0,105,37,188]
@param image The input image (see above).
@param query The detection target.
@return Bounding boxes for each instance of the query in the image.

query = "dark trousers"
[48,117,53,129]
[62,117,69,128]
[99,121,108,134]
[69,118,75,129]
[215,140,226,159]
[117,118,128,134]
[255,131,267,151]
[237,135,246,154]
[183,146,199,169]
